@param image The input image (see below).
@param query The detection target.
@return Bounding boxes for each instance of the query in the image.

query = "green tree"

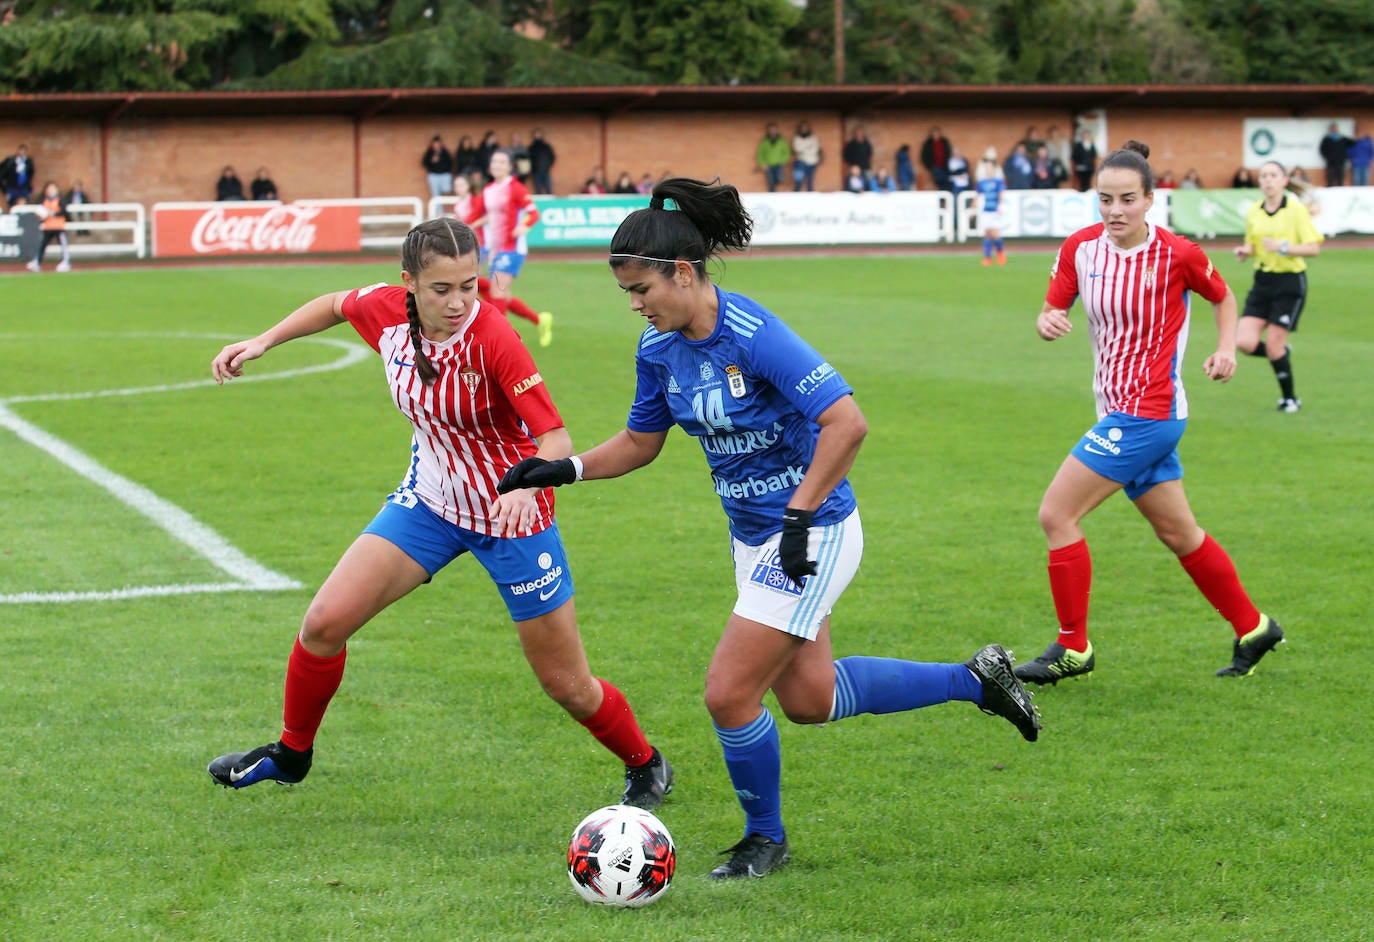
[0,0,338,92]
[1183,0,1374,83]
[248,0,650,89]
[560,0,801,85]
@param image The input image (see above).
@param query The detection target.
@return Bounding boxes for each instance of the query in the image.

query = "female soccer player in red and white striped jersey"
[1016,140,1285,686]
[204,217,672,809]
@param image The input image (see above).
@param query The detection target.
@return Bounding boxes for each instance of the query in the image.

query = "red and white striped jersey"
[465,176,539,254]
[1047,222,1230,420]
[341,283,563,535]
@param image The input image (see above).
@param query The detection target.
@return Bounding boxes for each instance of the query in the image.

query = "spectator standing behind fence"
[1004,143,1033,190]
[508,133,532,186]
[919,126,951,191]
[894,144,916,191]
[215,166,245,201]
[24,181,70,273]
[64,179,88,207]
[251,168,279,201]
[868,167,896,193]
[1046,125,1072,174]
[947,147,971,198]
[842,126,873,188]
[844,164,867,194]
[1030,146,1062,189]
[475,130,501,185]
[1348,125,1372,187]
[582,166,608,195]
[422,134,453,198]
[1231,167,1256,188]
[1319,123,1353,186]
[1,142,34,209]
[756,122,790,193]
[613,171,639,195]
[528,128,556,195]
[454,135,481,190]
[791,120,821,192]
[1071,129,1098,192]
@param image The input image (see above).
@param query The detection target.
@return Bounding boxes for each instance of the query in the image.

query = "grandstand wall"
[2,89,1370,205]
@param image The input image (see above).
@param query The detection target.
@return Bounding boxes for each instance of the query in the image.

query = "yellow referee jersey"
[1244,194,1323,273]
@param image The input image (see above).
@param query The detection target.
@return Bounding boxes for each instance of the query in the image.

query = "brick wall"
[2,104,1370,206]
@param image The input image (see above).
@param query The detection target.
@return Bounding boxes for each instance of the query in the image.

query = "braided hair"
[399,217,480,386]
[608,177,752,278]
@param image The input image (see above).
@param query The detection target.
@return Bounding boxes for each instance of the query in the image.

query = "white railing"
[10,202,147,258]
[294,196,424,250]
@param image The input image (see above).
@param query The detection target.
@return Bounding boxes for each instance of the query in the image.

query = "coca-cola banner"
[152,202,362,258]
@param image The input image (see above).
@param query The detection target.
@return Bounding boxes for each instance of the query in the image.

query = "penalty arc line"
[0,335,372,604]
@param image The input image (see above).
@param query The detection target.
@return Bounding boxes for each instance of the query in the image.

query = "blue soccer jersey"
[627,286,856,544]
[976,175,1003,212]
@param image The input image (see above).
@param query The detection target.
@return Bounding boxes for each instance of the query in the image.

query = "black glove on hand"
[496,457,577,494]
[779,507,817,583]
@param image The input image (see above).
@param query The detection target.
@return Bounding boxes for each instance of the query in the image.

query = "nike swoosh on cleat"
[228,758,267,783]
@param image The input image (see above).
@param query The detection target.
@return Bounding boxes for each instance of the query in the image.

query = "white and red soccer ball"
[567,804,675,907]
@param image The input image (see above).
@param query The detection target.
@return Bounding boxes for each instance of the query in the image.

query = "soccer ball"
[567,804,675,907]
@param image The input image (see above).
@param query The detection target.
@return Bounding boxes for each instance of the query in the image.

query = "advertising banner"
[528,196,649,248]
[1243,118,1355,171]
[1169,187,1374,237]
[0,210,39,263]
[152,202,363,258]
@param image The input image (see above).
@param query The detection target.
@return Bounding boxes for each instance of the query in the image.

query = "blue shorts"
[362,494,573,621]
[1072,412,1185,500]
[489,250,526,278]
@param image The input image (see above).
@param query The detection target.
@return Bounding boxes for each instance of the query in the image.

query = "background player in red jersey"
[1017,140,1285,686]
[204,217,671,810]
[465,149,553,347]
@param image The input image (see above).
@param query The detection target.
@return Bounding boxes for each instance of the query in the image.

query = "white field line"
[0,335,371,604]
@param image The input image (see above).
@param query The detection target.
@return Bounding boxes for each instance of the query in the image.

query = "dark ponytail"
[399,217,480,386]
[609,177,752,277]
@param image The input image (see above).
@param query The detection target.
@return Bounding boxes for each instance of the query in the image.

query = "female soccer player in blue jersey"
[497,177,1042,880]
[204,217,671,812]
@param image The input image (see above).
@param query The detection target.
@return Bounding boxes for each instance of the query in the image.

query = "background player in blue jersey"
[497,177,1042,881]
[975,149,1007,266]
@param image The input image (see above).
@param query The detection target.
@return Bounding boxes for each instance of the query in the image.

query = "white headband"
[608,253,703,264]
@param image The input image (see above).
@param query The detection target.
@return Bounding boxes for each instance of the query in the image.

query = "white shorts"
[979,210,1003,233]
[731,509,863,640]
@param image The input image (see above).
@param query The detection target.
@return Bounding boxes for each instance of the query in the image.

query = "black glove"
[497,457,578,494]
[779,507,817,583]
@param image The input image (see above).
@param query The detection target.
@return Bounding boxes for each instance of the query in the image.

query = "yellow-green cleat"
[1013,640,1095,686]
[1216,615,1285,677]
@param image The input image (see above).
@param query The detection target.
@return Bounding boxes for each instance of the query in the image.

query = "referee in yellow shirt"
[1233,160,1324,412]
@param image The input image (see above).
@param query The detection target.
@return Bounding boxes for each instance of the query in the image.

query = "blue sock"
[995,238,1004,252]
[714,710,784,843]
[829,657,983,721]
[982,237,993,258]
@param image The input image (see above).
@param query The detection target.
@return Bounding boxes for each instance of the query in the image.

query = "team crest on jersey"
[1142,265,1157,290]
[460,368,482,396]
[700,362,714,382]
[725,364,747,398]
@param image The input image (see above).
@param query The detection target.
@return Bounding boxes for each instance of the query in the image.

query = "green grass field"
[2,246,1371,941]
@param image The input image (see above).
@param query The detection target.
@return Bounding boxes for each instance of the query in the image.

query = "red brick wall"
[3,104,1370,205]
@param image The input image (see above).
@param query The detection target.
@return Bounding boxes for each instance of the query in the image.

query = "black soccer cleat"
[621,747,674,811]
[1216,615,1285,677]
[1013,641,1095,686]
[966,643,1042,742]
[707,833,791,880]
[208,741,312,789]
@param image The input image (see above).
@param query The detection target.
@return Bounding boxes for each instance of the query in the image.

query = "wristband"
[570,455,584,482]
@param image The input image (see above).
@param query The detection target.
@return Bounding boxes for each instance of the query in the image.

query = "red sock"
[577,678,654,767]
[1048,538,1092,652]
[280,637,347,752]
[1179,533,1262,638]
[506,295,539,324]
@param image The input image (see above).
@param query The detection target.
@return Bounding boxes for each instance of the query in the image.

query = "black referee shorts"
[1242,270,1306,331]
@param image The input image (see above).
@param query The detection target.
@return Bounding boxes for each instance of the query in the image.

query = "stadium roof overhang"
[3,83,1372,121]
